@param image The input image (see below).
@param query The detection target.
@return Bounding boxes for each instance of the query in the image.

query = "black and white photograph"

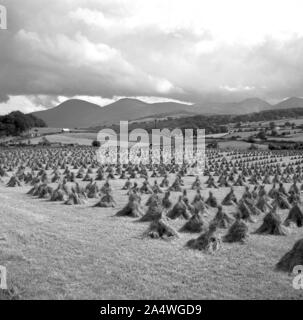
[1,0,303,306]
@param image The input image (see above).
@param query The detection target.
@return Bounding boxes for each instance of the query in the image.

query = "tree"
[249,143,258,150]
[92,140,101,147]
[269,121,276,130]
[219,125,229,133]
[256,130,267,140]
[0,111,46,136]
[41,136,51,146]
[271,129,278,137]
[247,136,255,143]
[207,141,218,149]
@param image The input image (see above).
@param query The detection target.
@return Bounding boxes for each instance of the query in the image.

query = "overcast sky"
[1,0,303,114]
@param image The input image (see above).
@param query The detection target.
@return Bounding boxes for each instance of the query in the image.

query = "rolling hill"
[274,97,303,109]
[31,99,104,128]
[92,98,193,125]
[192,98,273,114]
[31,98,193,128]
[31,96,303,128]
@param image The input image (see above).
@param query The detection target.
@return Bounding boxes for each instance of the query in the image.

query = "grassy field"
[0,173,302,300]
[218,140,268,150]
[24,134,94,146]
[223,131,259,139]
[28,128,92,135]
[269,132,303,142]
[28,127,64,135]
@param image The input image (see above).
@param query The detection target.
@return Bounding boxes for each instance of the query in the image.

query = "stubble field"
[1,172,303,300]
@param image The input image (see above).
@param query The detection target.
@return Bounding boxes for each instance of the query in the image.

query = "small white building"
[61,128,71,133]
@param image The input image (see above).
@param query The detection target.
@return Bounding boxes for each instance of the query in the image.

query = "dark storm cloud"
[1,0,303,113]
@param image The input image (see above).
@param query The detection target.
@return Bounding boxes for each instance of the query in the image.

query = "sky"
[1,0,303,114]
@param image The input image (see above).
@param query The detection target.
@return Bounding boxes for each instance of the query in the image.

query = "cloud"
[1,0,303,112]
[0,94,9,103]
[0,96,46,115]
[56,95,193,107]
[220,85,255,93]
[0,94,193,115]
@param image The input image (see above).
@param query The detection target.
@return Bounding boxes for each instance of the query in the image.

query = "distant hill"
[32,99,105,128]
[93,98,192,125]
[274,97,303,109]
[31,96,303,129]
[31,98,192,128]
[192,98,273,114]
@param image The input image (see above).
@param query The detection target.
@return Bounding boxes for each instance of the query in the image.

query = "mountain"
[232,98,273,113]
[32,99,104,128]
[93,98,192,125]
[192,98,273,114]
[31,96,303,129]
[274,97,303,109]
[31,98,192,128]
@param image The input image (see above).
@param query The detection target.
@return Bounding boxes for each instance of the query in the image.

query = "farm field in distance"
[25,133,96,146]
[218,140,268,150]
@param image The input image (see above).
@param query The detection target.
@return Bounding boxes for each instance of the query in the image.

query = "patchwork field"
[0,172,302,300]
[218,140,268,150]
[269,132,303,142]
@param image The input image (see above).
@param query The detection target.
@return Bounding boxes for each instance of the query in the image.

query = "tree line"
[0,111,46,136]
[124,107,303,134]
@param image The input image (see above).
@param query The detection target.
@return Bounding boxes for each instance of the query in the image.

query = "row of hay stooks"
[1,146,303,273]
